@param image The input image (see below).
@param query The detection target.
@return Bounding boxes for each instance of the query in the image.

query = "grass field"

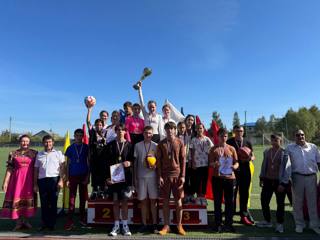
[0,145,319,238]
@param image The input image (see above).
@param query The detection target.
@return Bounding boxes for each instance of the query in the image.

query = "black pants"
[260,179,285,223]
[193,167,208,196]
[212,177,235,226]
[234,162,251,216]
[38,177,59,228]
[184,166,195,196]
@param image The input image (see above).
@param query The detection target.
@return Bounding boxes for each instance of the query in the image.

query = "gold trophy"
[133,67,152,90]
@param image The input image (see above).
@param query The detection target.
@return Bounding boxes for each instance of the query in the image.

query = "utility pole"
[9,116,12,142]
[244,110,247,136]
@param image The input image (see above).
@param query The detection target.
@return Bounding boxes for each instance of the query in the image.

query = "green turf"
[0,145,318,238]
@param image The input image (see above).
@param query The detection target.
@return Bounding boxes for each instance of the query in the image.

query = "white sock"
[122,220,128,226]
[114,220,119,226]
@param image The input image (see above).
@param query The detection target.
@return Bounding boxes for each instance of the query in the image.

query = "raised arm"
[86,107,93,130]
[137,84,148,118]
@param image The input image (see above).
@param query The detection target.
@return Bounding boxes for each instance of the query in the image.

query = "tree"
[255,116,268,136]
[233,112,240,127]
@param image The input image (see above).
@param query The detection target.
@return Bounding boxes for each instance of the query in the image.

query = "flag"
[205,120,220,200]
[164,99,185,123]
[82,124,89,144]
[62,130,71,209]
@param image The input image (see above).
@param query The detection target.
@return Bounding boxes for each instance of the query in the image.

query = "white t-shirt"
[35,149,65,179]
[190,136,214,168]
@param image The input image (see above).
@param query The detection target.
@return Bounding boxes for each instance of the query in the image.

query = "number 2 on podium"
[102,208,111,219]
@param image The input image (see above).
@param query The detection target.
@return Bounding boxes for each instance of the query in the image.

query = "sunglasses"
[295,133,304,137]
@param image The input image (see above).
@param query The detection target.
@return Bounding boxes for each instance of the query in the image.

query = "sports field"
[0,145,318,238]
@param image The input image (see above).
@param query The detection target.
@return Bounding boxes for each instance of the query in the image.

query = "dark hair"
[19,134,30,142]
[123,101,132,109]
[74,128,84,135]
[233,125,242,130]
[144,126,153,132]
[115,123,126,131]
[271,133,282,140]
[148,100,157,106]
[185,114,195,122]
[42,135,54,142]
[162,104,171,111]
[99,110,109,117]
[177,121,186,128]
[217,128,228,136]
[164,121,177,130]
[196,123,205,129]
[94,118,104,126]
[133,103,141,108]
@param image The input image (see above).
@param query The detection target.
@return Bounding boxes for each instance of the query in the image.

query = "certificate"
[110,163,125,183]
[219,156,233,176]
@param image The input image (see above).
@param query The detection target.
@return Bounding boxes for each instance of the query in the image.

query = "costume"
[1,149,37,219]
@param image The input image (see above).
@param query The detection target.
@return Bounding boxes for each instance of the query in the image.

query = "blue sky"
[1,0,320,136]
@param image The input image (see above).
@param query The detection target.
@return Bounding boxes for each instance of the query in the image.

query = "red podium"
[87,198,208,225]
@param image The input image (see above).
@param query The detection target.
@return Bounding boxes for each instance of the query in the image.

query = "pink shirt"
[125,116,145,134]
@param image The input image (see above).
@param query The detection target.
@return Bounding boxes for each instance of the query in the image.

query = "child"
[134,126,159,233]
[86,107,109,130]
[105,123,134,236]
[209,128,238,233]
[137,82,164,142]
[125,103,145,145]
[190,123,213,205]
[156,122,186,236]
[162,104,175,124]
[64,129,90,230]
[256,133,286,233]
[89,119,108,194]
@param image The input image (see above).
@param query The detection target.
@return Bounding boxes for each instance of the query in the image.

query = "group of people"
[1,83,320,236]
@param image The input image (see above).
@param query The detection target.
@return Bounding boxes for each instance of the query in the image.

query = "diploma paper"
[110,163,125,183]
[219,156,233,176]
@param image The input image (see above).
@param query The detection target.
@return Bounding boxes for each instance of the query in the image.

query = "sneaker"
[122,225,132,236]
[79,217,87,227]
[275,223,284,233]
[177,224,186,236]
[159,225,170,235]
[241,216,254,226]
[109,224,120,236]
[311,227,320,235]
[247,212,255,224]
[64,219,74,231]
[295,225,303,233]
[212,224,223,233]
[256,220,273,228]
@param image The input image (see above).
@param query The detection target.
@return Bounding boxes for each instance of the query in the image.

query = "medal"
[116,140,126,162]
[118,156,122,161]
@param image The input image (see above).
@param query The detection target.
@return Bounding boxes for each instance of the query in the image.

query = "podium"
[87,198,208,225]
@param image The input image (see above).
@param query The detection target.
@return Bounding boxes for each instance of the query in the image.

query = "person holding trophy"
[135,68,164,143]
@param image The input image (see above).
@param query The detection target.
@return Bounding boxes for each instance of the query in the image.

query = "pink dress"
[1,149,37,219]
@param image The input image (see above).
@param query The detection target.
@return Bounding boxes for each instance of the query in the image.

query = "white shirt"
[35,149,65,179]
[285,142,320,175]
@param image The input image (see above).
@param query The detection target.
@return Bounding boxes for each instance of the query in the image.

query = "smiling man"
[280,129,320,235]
